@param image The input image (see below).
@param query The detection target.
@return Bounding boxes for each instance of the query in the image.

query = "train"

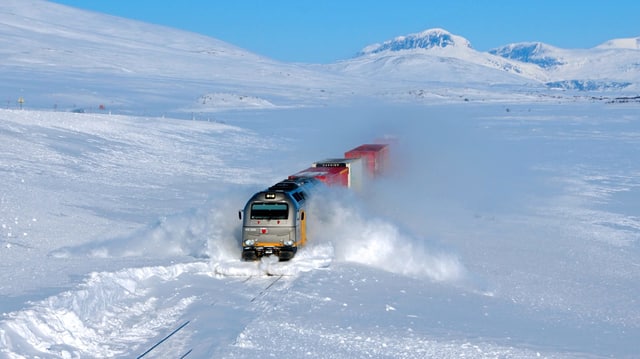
[238,144,389,261]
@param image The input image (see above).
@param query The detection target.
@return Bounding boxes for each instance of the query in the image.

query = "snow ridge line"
[136,320,191,359]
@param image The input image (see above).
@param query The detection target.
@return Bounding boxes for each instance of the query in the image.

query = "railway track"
[135,272,288,358]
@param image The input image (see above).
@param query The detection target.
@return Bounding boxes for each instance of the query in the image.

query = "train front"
[240,189,301,261]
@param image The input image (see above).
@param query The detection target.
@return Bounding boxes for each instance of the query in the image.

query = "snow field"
[1,102,639,358]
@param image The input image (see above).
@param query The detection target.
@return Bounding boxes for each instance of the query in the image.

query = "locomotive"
[239,144,389,261]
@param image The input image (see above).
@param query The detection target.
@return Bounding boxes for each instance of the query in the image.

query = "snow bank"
[0,263,208,358]
[191,93,277,112]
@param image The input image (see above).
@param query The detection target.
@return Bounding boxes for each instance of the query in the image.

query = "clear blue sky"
[51,0,640,63]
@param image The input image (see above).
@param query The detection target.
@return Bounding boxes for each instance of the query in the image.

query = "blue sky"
[51,0,640,63]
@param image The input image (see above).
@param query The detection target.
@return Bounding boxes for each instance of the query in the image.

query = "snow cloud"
[308,189,468,283]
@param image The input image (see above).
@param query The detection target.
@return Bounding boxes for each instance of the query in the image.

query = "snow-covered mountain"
[489,42,565,69]
[490,38,640,91]
[596,36,640,50]
[338,28,639,94]
[3,1,639,117]
[359,28,472,54]
[336,28,549,86]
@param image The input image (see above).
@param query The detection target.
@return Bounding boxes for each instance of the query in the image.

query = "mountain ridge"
[2,0,638,115]
[350,28,639,93]
[488,42,565,69]
[358,28,472,55]
[596,37,640,50]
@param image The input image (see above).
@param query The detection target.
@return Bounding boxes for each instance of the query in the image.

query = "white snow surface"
[1,102,639,358]
[1,1,640,358]
[596,37,640,50]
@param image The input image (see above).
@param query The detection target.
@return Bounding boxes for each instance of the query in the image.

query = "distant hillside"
[489,42,565,69]
[341,29,639,94]
[489,38,640,91]
[1,1,638,115]
[0,0,347,114]
[358,28,472,55]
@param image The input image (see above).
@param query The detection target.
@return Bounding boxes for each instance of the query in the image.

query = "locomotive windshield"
[250,202,289,220]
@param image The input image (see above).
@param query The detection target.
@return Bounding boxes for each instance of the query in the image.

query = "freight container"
[240,143,387,261]
[289,166,349,187]
[344,144,389,177]
[313,157,364,190]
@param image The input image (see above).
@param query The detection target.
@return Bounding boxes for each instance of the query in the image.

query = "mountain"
[333,28,549,93]
[596,36,640,49]
[358,28,472,55]
[1,1,638,117]
[344,28,639,94]
[488,42,565,69]
[490,38,640,91]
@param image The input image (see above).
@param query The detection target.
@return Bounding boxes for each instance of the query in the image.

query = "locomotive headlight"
[284,239,294,246]
[243,239,255,246]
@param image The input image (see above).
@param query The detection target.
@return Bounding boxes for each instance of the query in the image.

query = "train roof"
[346,143,388,152]
[267,177,319,192]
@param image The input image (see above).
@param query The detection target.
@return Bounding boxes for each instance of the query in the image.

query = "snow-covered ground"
[1,100,639,358]
[1,1,639,357]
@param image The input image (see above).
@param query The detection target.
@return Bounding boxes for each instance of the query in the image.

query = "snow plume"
[49,192,245,261]
[49,208,210,259]
[308,189,468,283]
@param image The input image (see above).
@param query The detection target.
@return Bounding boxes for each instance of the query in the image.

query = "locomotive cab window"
[250,202,289,220]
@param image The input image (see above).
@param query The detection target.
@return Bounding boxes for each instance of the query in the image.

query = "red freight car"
[344,144,389,177]
[289,157,366,190]
[289,166,349,187]
[313,158,364,190]
[240,143,388,261]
